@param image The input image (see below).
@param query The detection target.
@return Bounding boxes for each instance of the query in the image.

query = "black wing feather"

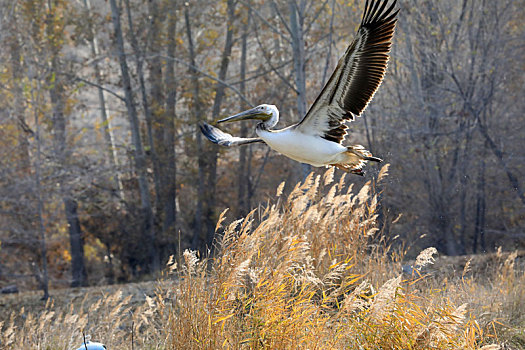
[296,0,398,144]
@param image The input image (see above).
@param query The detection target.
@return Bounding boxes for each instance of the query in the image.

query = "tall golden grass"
[1,165,523,349]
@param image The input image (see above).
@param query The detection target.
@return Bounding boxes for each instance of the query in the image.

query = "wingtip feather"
[362,0,398,27]
[199,121,219,144]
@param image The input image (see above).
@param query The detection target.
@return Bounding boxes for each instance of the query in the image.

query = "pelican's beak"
[218,107,270,123]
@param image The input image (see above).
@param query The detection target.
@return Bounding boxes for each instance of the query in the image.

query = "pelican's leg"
[350,168,365,176]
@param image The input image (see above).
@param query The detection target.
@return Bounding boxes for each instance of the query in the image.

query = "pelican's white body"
[213,104,372,171]
[257,126,348,167]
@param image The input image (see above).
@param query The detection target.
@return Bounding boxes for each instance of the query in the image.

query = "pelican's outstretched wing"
[296,0,399,144]
[199,122,264,147]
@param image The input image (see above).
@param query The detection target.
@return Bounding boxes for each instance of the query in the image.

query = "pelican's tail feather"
[331,145,381,176]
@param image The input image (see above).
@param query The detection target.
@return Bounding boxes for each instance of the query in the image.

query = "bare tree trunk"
[238,11,251,217]
[146,0,167,225]
[46,2,88,285]
[110,0,159,272]
[289,0,311,179]
[9,30,31,173]
[184,6,205,250]
[321,0,336,86]
[147,0,165,131]
[457,121,473,254]
[83,0,124,200]
[48,80,88,287]
[473,142,486,253]
[124,0,163,213]
[64,197,87,287]
[163,0,178,239]
[32,85,49,300]
[204,0,237,248]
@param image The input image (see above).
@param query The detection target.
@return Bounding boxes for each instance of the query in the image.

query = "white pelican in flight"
[200,0,399,176]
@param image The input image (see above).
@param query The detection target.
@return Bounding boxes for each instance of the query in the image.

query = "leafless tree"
[110,0,159,271]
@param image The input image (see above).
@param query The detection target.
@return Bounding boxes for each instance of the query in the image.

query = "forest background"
[0,0,523,296]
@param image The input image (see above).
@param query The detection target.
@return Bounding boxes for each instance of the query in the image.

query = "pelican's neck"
[264,107,279,129]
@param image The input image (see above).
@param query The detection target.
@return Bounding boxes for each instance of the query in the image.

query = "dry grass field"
[1,166,524,349]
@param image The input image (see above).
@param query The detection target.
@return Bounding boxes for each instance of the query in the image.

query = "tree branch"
[238,0,292,44]
[252,22,299,93]
[304,0,329,35]
[477,116,525,207]
[229,59,294,86]
[156,55,255,108]
[269,0,292,36]
[73,76,126,102]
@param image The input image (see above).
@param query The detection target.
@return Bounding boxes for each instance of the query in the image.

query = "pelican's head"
[218,104,279,129]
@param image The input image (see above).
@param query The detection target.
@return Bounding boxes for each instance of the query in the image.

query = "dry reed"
[1,165,523,349]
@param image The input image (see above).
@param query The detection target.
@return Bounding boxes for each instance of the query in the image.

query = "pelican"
[200,0,398,176]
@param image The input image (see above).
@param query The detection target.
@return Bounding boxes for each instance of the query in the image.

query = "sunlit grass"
[1,165,523,349]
